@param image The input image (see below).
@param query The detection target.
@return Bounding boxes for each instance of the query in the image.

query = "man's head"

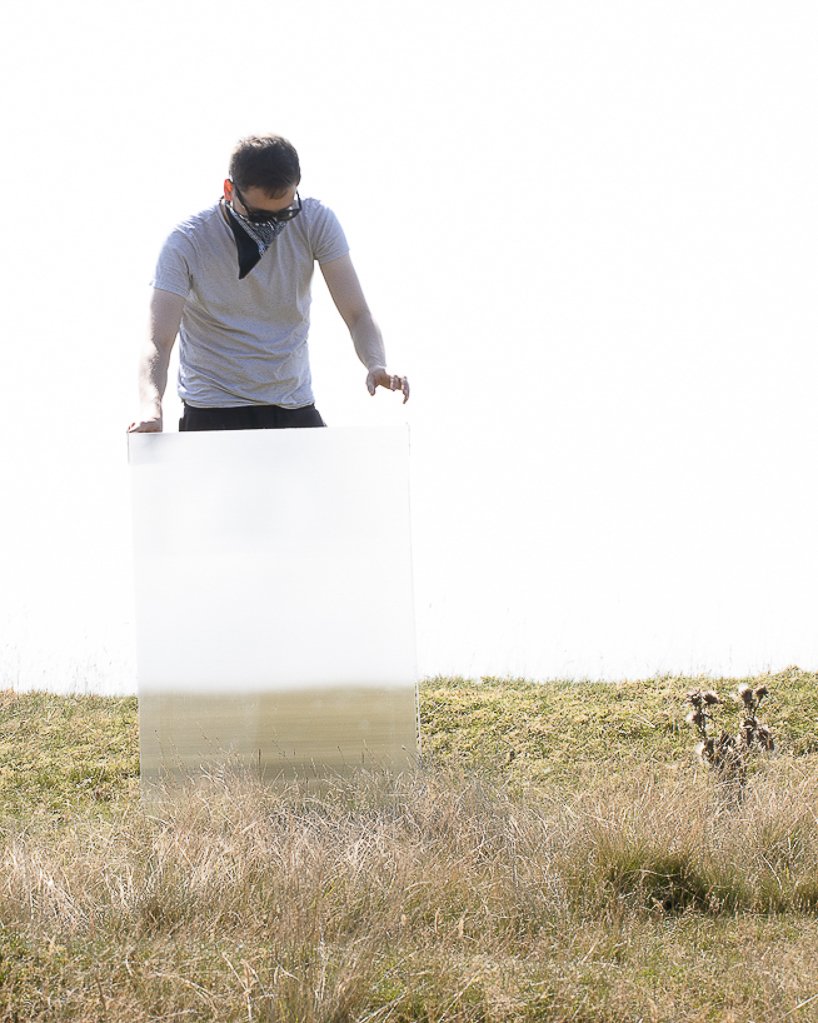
[227,134,301,197]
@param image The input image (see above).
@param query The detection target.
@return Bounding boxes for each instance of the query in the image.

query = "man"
[128,134,409,433]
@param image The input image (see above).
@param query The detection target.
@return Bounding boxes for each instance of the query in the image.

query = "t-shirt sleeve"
[309,203,350,265]
[150,230,195,297]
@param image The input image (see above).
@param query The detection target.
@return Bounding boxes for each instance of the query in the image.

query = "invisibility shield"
[128,428,418,783]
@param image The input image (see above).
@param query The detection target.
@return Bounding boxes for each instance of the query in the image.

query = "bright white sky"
[1,0,817,692]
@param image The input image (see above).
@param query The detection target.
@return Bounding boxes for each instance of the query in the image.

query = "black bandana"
[223,201,288,279]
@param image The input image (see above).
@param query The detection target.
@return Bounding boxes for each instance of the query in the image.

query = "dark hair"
[228,134,301,197]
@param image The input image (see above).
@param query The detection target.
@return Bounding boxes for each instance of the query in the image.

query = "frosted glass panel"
[129,428,418,782]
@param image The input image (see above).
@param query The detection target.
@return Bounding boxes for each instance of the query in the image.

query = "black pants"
[179,402,326,432]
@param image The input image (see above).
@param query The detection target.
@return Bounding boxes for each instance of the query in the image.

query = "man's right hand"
[129,289,184,435]
[127,416,163,433]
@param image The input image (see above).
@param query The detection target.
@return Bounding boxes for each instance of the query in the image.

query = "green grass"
[3,665,817,817]
[0,690,140,818]
[421,665,818,784]
[422,664,818,759]
[2,668,818,1021]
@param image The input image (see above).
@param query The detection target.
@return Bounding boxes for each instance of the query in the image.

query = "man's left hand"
[366,368,410,404]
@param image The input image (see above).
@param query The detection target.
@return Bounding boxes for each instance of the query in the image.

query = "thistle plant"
[685,684,774,800]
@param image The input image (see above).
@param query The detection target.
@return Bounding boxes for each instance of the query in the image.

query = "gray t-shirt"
[152,199,349,408]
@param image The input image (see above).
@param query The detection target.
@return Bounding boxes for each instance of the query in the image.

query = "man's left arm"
[320,253,410,403]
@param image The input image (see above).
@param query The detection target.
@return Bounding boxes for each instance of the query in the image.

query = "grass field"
[1,667,818,1021]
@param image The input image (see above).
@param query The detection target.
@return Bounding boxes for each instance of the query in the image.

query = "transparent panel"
[129,428,418,784]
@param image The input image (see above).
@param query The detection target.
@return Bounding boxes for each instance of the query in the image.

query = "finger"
[401,377,410,403]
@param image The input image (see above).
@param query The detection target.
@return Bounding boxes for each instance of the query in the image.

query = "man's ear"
[223,178,233,202]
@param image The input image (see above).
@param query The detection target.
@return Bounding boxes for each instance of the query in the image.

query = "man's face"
[223,179,300,222]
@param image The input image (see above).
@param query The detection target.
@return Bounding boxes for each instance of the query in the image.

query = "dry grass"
[3,755,818,1021]
[3,669,818,1020]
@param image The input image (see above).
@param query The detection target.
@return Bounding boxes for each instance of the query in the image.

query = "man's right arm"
[128,289,186,433]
